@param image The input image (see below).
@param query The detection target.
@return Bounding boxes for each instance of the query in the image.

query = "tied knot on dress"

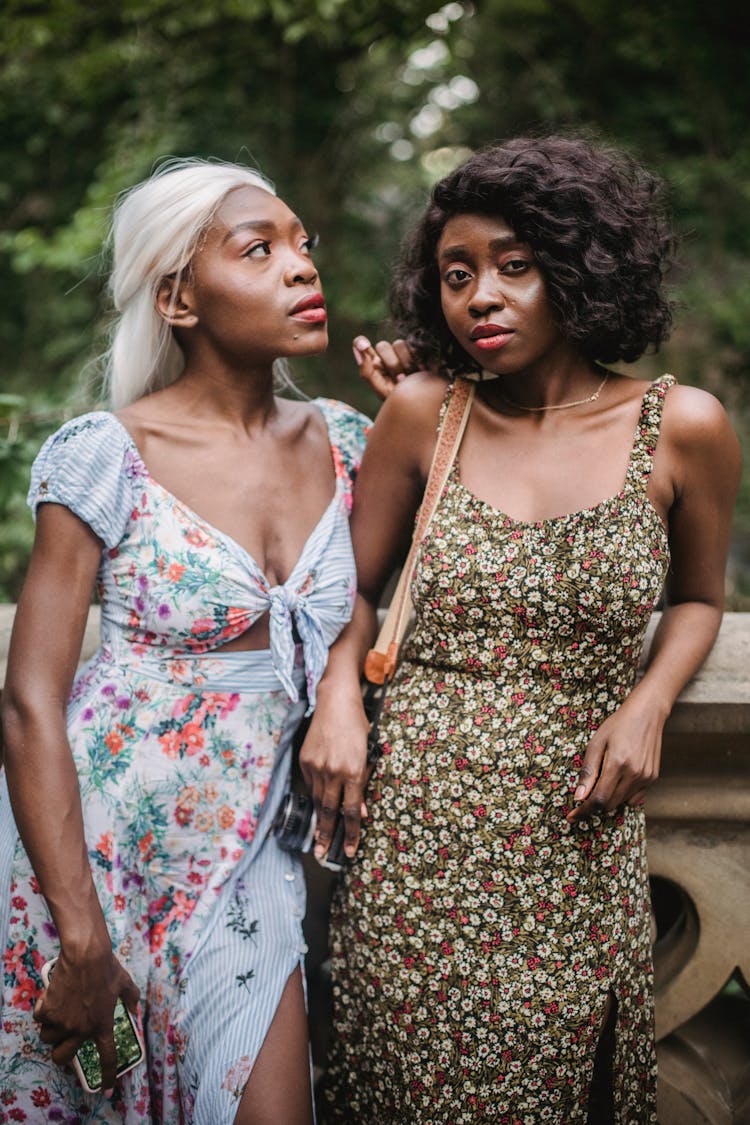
[268,583,327,712]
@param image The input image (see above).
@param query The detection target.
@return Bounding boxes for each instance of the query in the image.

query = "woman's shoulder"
[368,371,453,448]
[659,378,739,453]
[35,410,134,465]
[29,410,136,547]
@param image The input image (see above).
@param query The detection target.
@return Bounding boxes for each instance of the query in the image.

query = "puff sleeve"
[27,412,135,549]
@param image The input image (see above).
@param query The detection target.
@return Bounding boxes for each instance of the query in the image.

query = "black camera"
[272,792,348,872]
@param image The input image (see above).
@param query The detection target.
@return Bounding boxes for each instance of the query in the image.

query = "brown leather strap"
[364,378,475,684]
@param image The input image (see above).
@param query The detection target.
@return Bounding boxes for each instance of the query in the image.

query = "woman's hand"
[353,335,417,401]
[35,948,140,1091]
[299,683,372,861]
[566,687,668,824]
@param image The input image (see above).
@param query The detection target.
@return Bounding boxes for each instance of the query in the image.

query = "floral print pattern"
[322,377,674,1124]
[0,399,369,1123]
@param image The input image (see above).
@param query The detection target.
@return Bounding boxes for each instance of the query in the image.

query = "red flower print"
[158,729,184,759]
[184,527,211,547]
[182,723,204,755]
[172,694,196,719]
[95,832,113,861]
[12,976,38,1011]
[190,617,216,635]
[105,730,124,755]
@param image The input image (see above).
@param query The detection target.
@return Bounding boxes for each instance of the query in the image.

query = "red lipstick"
[469,323,514,351]
[290,293,327,323]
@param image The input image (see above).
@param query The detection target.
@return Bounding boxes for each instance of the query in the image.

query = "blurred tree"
[1,0,749,600]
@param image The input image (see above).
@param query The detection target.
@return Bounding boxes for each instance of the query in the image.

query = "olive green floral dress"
[323,376,675,1124]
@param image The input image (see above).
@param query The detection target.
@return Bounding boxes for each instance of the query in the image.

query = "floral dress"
[0,399,369,1124]
[322,376,675,1124]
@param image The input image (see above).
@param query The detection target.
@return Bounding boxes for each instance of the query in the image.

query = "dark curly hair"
[391,135,677,372]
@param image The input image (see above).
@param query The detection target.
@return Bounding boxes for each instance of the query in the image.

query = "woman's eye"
[502,257,530,273]
[243,241,271,258]
[302,233,320,254]
[444,267,472,286]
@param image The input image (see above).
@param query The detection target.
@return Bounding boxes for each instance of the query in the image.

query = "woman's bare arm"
[2,503,138,1087]
[569,386,741,822]
[299,372,447,857]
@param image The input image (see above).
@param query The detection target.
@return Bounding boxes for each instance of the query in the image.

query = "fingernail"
[354,335,371,350]
[574,786,586,800]
[314,843,325,860]
[352,345,364,363]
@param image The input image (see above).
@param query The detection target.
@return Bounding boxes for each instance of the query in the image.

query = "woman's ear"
[156,274,198,328]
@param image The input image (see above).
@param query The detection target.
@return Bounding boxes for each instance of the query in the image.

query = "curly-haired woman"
[301,136,740,1122]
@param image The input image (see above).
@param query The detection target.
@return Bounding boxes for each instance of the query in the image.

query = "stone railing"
[1,607,749,1121]
[640,613,750,1124]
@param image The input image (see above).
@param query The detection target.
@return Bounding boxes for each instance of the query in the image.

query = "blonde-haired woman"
[0,159,369,1123]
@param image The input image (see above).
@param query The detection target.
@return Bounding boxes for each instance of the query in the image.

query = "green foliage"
[0,396,62,601]
[1,0,749,600]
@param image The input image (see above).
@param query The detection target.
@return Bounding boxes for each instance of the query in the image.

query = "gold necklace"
[496,370,610,413]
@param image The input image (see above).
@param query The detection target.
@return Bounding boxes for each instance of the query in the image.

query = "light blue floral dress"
[0,399,369,1124]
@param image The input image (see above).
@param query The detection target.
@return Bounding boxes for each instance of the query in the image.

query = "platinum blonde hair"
[104,157,290,408]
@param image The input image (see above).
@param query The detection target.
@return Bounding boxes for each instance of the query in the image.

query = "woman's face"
[182,185,327,365]
[437,212,564,375]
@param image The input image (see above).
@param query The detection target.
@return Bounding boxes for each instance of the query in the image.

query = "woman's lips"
[290,293,327,324]
[471,328,514,351]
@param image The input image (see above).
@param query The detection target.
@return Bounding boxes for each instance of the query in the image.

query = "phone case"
[40,958,144,1094]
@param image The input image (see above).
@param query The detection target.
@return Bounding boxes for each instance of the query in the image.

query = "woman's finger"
[353,335,414,400]
[94,1030,118,1093]
[566,735,606,822]
[354,336,394,401]
[373,340,407,378]
[314,779,343,859]
[352,335,373,367]
[38,1022,68,1046]
[340,777,367,858]
[50,1034,85,1068]
[391,338,417,374]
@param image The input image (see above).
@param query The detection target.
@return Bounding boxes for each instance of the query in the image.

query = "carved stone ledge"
[643,614,750,1123]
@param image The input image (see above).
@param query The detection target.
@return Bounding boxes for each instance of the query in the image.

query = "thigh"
[234,966,313,1125]
[178,840,309,1124]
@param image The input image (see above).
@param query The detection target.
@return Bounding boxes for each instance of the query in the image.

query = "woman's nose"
[286,253,318,286]
[468,272,506,317]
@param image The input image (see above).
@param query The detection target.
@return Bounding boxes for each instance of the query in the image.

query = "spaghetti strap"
[624,373,677,493]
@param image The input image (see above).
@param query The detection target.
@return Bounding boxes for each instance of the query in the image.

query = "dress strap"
[624,374,677,492]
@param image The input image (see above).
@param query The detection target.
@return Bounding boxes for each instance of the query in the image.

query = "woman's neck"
[479,353,603,414]
[167,359,279,432]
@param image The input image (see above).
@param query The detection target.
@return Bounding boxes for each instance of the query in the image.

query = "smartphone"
[40,958,144,1095]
